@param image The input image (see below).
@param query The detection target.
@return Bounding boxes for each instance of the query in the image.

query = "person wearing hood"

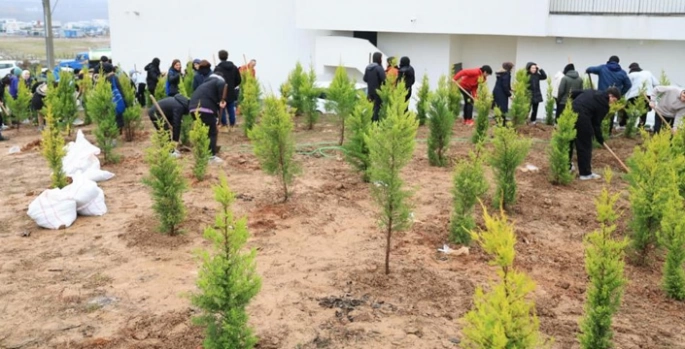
[145,58,162,95]
[397,56,415,108]
[453,65,493,125]
[192,59,201,72]
[569,87,621,180]
[386,56,399,82]
[525,62,547,124]
[192,60,213,91]
[103,63,127,131]
[189,72,227,164]
[0,74,12,132]
[30,82,50,130]
[213,50,242,129]
[9,67,22,99]
[625,62,659,128]
[492,62,514,117]
[586,55,631,94]
[165,59,182,97]
[148,93,190,157]
[363,52,386,122]
[556,63,583,120]
[649,86,685,134]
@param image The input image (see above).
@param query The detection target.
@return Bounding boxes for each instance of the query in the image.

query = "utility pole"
[42,0,55,69]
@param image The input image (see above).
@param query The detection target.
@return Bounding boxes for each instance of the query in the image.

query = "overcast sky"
[0,0,108,22]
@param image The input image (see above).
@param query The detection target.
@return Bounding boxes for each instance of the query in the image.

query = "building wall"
[108,0,333,94]
[548,15,685,41]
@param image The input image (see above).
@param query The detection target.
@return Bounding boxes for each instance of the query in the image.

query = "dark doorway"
[354,31,378,47]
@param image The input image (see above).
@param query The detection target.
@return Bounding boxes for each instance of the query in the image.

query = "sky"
[0,0,108,22]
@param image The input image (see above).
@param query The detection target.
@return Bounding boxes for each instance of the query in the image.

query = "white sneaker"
[170,149,181,158]
[208,156,224,164]
[579,173,601,181]
[1,124,8,130]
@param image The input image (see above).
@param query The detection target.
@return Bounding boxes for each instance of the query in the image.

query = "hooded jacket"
[192,65,213,91]
[150,94,189,141]
[363,62,386,98]
[626,70,659,99]
[397,57,415,92]
[493,70,512,113]
[214,60,242,103]
[189,74,227,115]
[571,90,611,144]
[145,58,161,88]
[651,86,685,126]
[557,68,583,105]
[526,62,547,104]
[586,61,631,94]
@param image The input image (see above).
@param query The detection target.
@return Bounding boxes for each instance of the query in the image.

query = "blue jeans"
[220,101,236,126]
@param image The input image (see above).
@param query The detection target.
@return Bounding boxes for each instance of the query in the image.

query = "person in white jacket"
[650,85,685,133]
[624,63,659,128]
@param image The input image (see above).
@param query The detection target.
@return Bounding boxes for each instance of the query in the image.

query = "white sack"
[62,130,115,182]
[27,188,78,230]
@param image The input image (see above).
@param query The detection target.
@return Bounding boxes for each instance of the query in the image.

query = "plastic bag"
[76,188,107,216]
[62,130,115,182]
[27,188,78,230]
[62,175,100,207]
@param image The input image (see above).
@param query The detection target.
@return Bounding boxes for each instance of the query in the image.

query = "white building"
[109,0,684,104]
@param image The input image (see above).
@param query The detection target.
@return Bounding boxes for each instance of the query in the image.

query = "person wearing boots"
[148,94,190,157]
[569,87,621,180]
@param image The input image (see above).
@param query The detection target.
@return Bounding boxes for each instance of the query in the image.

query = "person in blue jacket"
[192,60,212,91]
[586,55,631,95]
[165,59,182,97]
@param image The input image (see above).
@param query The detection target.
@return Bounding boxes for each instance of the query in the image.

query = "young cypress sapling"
[508,69,531,128]
[279,81,292,104]
[299,66,320,130]
[6,77,32,128]
[659,69,671,86]
[416,74,430,126]
[118,73,142,142]
[180,114,193,146]
[472,77,493,144]
[41,104,68,189]
[248,96,299,202]
[626,130,683,265]
[427,75,454,167]
[670,123,685,196]
[461,207,547,348]
[449,146,488,245]
[657,189,685,301]
[343,92,374,182]
[183,61,195,97]
[545,82,555,125]
[192,174,261,349]
[377,71,400,122]
[583,75,593,89]
[286,62,306,114]
[366,85,419,274]
[189,112,212,181]
[488,125,532,209]
[548,102,577,185]
[80,71,93,125]
[326,65,357,145]
[624,93,647,138]
[154,75,167,101]
[240,69,262,136]
[143,121,187,235]
[578,169,628,349]
[447,78,463,123]
[86,74,120,163]
[46,70,78,135]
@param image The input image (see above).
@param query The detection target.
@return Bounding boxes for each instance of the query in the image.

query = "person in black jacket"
[192,60,212,91]
[213,50,242,129]
[493,62,514,119]
[570,87,621,180]
[148,94,189,155]
[166,59,182,97]
[397,56,415,111]
[0,74,10,135]
[145,58,162,95]
[363,52,386,122]
[526,62,547,124]
[189,73,226,163]
[30,82,50,130]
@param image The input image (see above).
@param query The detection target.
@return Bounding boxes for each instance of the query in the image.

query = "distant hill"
[0,0,108,22]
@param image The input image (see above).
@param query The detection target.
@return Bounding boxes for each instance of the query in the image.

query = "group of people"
[363,52,416,121]
[146,50,257,163]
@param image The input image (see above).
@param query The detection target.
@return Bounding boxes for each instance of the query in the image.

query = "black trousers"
[460,89,473,120]
[148,107,182,142]
[555,100,564,120]
[653,113,675,134]
[570,113,595,176]
[530,102,540,122]
[147,82,157,96]
[370,95,382,122]
[136,83,146,106]
[404,89,412,113]
[198,112,218,156]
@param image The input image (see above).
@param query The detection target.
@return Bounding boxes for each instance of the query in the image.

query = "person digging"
[569,87,621,180]
[148,94,190,158]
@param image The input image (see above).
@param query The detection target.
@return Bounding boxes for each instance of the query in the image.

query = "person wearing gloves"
[189,72,227,164]
[650,86,685,134]
[624,62,659,128]
[148,94,189,157]
[569,87,621,180]
[525,62,547,125]
[556,63,583,120]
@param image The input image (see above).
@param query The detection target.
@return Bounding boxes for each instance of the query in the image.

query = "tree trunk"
[385,216,393,275]
[339,119,345,146]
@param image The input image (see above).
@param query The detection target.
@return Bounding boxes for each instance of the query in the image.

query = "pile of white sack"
[27,130,116,230]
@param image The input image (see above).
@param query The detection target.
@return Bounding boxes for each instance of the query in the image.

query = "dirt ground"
[0,114,684,349]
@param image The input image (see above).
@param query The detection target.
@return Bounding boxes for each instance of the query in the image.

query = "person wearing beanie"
[364,52,386,122]
[569,87,621,180]
[148,93,190,157]
[525,62,547,125]
[193,60,213,91]
[453,65,493,125]
[650,86,685,133]
[624,62,659,128]
[493,62,514,118]
[192,59,201,72]
[556,63,583,120]
[103,63,127,131]
[30,82,49,131]
[145,57,162,95]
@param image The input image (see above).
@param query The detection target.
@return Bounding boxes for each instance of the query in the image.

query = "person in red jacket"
[453,65,493,125]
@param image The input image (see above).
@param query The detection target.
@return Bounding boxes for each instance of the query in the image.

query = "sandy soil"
[0,115,684,349]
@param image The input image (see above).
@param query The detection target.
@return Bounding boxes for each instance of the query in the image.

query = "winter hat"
[628,62,642,73]
[102,63,114,74]
[36,83,48,96]
[563,63,575,74]
[400,56,410,67]
[608,55,620,64]
[502,62,514,71]
[12,67,22,76]
[193,59,201,65]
